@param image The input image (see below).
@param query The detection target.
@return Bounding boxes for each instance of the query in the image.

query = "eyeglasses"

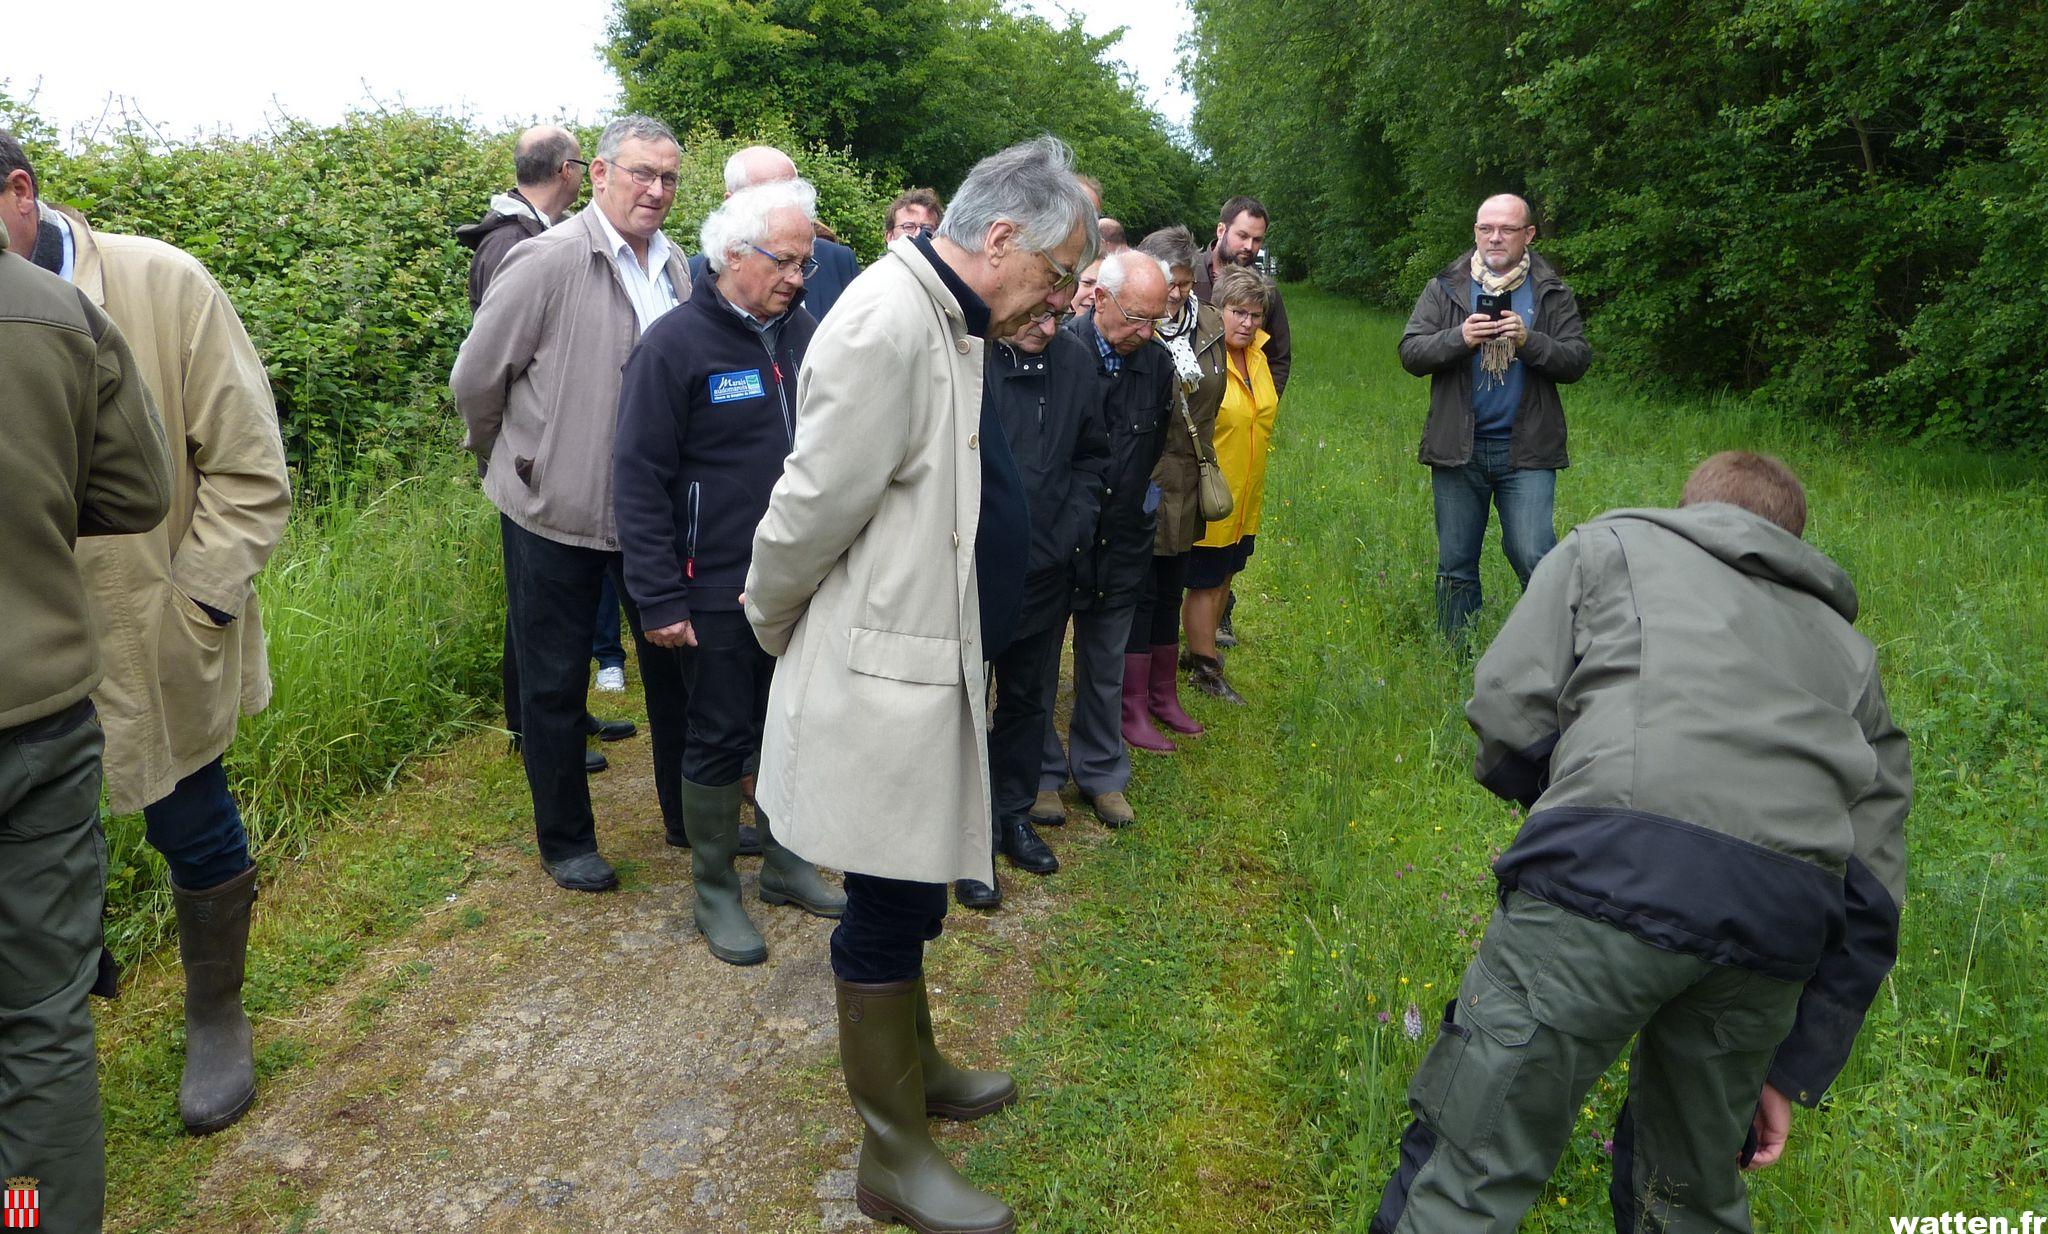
[565,158,591,172]
[889,220,932,239]
[1222,304,1265,324]
[1103,287,1165,329]
[1474,224,1532,238]
[750,244,820,278]
[1036,247,1079,293]
[613,162,680,192]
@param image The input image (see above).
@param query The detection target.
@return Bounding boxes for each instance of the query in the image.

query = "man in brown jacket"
[3,132,295,1139]
[0,213,170,1234]
[451,114,694,894]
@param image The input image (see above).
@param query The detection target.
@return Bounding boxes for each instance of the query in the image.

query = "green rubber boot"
[758,809,847,918]
[680,778,766,966]
[916,975,1017,1121]
[838,979,1015,1234]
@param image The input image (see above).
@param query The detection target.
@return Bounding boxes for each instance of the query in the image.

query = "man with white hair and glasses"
[613,178,845,968]
[688,144,863,319]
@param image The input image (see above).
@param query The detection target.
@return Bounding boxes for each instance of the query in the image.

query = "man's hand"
[647,620,697,649]
[1497,310,1530,347]
[1461,312,1516,348]
[1744,1083,1793,1170]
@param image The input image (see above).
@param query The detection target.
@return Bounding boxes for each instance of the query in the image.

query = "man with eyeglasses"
[689,145,863,321]
[453,114,694,894]
[884,186,944,244]
[614,178,845,965]
[1398,192,1591,642]
[1043,249,1175,831]
[744,135,1095,1234]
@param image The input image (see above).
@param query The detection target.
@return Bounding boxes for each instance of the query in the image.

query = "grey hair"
[514,127,580,187]
[935,135,1097,268]
[1094,250,1171,299]
[701,178,819,273]
[595,114,678,163]
[1137,225,1201,280]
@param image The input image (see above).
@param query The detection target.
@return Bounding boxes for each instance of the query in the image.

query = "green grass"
[101,467,506,961]
[987,286,2047,1229]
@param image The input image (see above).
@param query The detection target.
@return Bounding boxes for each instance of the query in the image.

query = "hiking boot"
[1187,653,1245,706]
[837,979,1015,1234]
[1085,790,1136,829]
[1028,790,1067,826]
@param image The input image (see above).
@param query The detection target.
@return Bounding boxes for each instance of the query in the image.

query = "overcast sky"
[5,0,1194,148]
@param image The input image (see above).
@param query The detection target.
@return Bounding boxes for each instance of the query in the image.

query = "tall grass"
[1249,289,2048,1227]
[101,469,505,961]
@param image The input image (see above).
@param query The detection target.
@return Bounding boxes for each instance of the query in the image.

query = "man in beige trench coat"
[2,133,293,1138]
[745,135,1096,1234]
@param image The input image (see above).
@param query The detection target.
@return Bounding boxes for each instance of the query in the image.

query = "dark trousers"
[500,519,632,735]
[990,621,1065,830]
[0,700,108,1234]
[141,757,249,891]
[676,610,772,787]
[501,516,688,861]
[1126,552,1189,653]
[593,575,626,670]
[830,873,949,983]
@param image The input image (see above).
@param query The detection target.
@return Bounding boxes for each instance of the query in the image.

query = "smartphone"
[1474,291,1509,320]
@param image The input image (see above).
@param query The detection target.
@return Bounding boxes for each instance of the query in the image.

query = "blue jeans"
[1431,437,1557,638]
[142,757,250,891]
[592,575,626,670]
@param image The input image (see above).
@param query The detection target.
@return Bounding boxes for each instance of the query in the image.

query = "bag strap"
[1175,381,1215,467]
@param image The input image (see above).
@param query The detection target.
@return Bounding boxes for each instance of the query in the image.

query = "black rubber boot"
[915,976,1017,1121]
[680,779,766,965]
[837,979,1015,1234]
[172,863,259,1135]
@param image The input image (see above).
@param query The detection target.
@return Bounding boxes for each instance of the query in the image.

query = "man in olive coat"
[3,131,293,1138]
[0,214,170,1234]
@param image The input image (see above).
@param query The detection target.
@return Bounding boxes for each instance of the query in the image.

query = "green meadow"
[976,287,2047,1230]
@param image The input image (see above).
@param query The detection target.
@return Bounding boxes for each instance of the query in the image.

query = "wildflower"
[1600,1138,1614,1157]
[1557,1197,1569,1207]
[1403,1002,1423,1041]
[1378,1010,1390,1023]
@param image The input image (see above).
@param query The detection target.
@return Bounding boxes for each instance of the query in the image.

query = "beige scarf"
[1470,250,1531,388]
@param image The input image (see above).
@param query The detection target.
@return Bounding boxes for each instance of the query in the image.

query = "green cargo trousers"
[0,699,108,1234]
[1372,891,1804,1234]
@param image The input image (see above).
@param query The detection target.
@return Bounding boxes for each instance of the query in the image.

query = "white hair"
[701,178,820,273]
[935,135,1097,268]
[1095,250,1171,299]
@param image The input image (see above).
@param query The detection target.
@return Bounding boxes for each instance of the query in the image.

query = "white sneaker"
[594,666,627,693]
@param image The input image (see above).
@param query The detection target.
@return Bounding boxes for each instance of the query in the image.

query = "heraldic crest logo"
[2,1177,38,1229]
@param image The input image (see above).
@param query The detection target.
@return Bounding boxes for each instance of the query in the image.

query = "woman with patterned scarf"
[1118,226,1229,753]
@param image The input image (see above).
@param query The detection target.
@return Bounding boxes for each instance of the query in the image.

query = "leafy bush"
[1188,0,2048,449]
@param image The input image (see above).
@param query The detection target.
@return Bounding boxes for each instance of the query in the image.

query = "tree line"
[1188,0,2048,449]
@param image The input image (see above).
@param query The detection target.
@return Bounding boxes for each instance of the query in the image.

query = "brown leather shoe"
[1086,790,1136,829]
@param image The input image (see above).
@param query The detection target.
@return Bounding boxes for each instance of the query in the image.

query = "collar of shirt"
[910,231,990,339]
[592,207,678,333]
[39,203,76,283]
[1094,325,1123,375]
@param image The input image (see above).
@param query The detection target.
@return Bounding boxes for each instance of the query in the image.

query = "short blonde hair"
[1214,265,1271,313]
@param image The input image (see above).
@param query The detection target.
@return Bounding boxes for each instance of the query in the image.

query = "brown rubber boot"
[837,979,1015,1233]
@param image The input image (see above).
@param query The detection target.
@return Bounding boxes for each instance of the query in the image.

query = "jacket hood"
[454,193,548,250]
[1592,504,1858,621]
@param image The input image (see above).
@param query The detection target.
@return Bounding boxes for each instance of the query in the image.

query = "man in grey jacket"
[1371,452,1910,1234]
[1398,194,1590,640]
[451,114,693,893]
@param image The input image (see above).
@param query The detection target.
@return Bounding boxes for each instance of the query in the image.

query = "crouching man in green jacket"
[1372,451,1910,1234]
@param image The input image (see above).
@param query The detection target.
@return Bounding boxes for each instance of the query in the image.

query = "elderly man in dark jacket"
[1042,250,1174,829]
[614,178,846,966]
[1398,193,1591,640]
[955,308,1110,908]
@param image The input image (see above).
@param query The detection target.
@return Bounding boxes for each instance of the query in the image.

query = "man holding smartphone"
[1397,193,1590,641]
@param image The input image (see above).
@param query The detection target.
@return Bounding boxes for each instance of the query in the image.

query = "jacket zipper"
[761,338,794,444]
[685,481,700,579]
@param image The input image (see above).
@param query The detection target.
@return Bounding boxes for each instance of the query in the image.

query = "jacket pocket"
[845,627,961,687]
[1412,960,1538,1158]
